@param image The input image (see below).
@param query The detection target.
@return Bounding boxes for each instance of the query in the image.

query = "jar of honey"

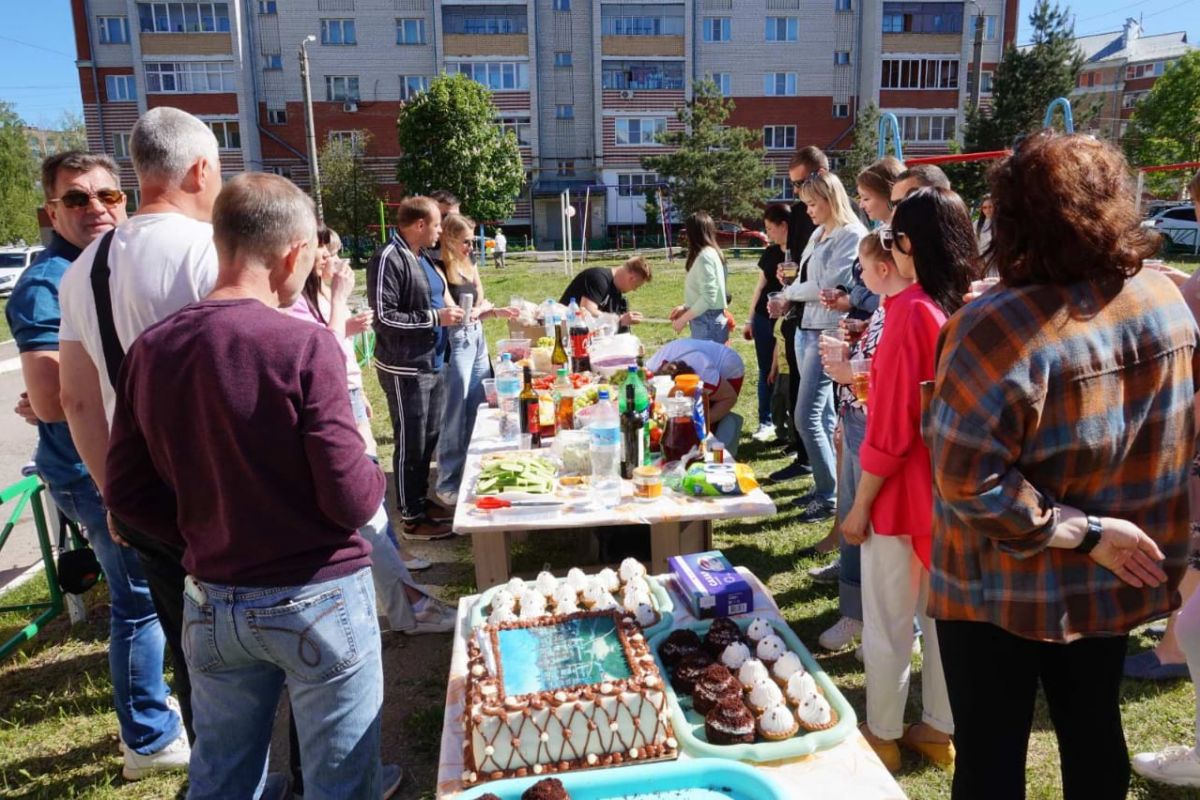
[632,465,663,500]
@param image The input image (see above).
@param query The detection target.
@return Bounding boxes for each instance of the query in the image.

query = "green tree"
[319,130,381,266]
[1124,50,1200,197]
[0,102,41,245]
[642,188,661,230]
[641,79,772,221]
[946,1,1085,201]
[396,73,524,224]
[56,111,88,152]
[839,103,881,186]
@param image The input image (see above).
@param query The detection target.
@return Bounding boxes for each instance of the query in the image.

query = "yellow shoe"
[900,723,956,770]
[859,722,902,773]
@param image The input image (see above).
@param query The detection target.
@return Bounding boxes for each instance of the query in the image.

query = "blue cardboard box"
[669,551,754,619]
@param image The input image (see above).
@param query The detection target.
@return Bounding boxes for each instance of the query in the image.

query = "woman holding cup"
[744,204,790,442]
[779,173,867,522]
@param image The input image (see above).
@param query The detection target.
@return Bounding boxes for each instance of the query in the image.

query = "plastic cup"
[969,277,1000,295]
[483,378,498,408]
[767,292,786,319]
[820,329,847,362]
[850,358,871,404]
[843,319,868,344]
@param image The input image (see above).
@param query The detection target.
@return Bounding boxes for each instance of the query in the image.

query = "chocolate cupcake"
[659,628,704,670]
[691,662,741,715]
[703,617,746,658]
[477,795,503,800]
[522,778,570,800]
[670,651,714,695]
[704,695,757,746]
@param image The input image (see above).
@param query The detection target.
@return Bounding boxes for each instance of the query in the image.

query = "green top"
[684,246,727,315]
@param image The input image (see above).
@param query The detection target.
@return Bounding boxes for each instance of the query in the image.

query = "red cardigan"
[859,283,947,569]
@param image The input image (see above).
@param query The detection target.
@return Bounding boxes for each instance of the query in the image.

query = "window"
[98,16,130,43]
[615,117,666,146]
[144,61,236,92]
[112,132,131,159]
[137,3,231,33]
[835,0,853,10]
[829,155,846,171]
[762,125,796,150]
[972,14,998,41]
[556,104,574,119]
[329,131,364,152]
[834,51,851,65]
[1122,90,1148,109]
[555,52,572,68]
[325,75,360,102]
[765,175,794,200]
[1126,62,1164,80]
[601,15,684,36]
[601,61,684,90]
[456,61,530,90]
[833,103,849,118]
[105,75,137,101]
[125,188,141,211]
[764,72,797,96]
[205,119,240,149]
[881,2,963,35]
[459,17,524,35]
[896,113,957,142]
[765,17,798,42]
[557,160,575,177]
[617,173,659,197]
[880,58,959,89]
[708,72,731,96]
[266,166,291,179]
[553,0,569,9]
[396,18,426,45]
[498,117,532,146]
[267,108,287,125]
[258,1,276,13]
[399,75,428,100]
[980,70,993,94]
[321,19,356,45]
[263,53,283,70]
[1165,208,1197,222]
[703,17,731,42]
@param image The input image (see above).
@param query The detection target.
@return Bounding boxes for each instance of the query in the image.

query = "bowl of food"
[497,338,532,362]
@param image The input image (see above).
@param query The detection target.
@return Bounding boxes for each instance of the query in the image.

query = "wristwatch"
[1076,515,1103,554]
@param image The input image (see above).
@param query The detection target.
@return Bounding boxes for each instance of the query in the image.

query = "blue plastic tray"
[456,757,790,799]
[648,617,857,763]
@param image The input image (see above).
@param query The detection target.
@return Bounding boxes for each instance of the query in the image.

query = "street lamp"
[299,34,324,221]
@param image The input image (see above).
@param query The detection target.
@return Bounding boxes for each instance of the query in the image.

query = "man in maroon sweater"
[105,173,388,799]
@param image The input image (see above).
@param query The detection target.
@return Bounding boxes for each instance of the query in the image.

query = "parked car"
[678,221,769,249]
[0,245,45,297]
[1142,206,1199,253]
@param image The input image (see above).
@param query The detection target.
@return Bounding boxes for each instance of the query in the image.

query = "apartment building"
[70,0,1017,244]
[1069,19,1194,144]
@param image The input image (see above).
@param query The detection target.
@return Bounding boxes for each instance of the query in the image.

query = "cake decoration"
[786,670,819,707]
[745,617,774,643]
[596,568,620,593]
[619,557,647,584]
[797,691,836,731]
[755,634,787,665]
[771,652,804,686]
[758,703,800,742]
[737,658,770,689]
[719,641,752,671]
[747,678,784,714]
[535,571,559,598]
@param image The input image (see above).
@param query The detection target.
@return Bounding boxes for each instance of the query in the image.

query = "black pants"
[937,619,1130,800]
[379,368,445,520]
[780,316,808,464]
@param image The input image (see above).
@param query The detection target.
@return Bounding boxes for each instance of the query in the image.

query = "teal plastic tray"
[647,617,857,763]
[469,573,674,639]
[456,757,790,799]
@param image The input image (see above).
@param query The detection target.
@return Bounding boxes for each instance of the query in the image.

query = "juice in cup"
[843,319,868,344]
[850,357,871,404]
[780,261,798,282]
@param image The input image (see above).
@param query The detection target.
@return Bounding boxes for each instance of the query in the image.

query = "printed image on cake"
[462,610,678,787]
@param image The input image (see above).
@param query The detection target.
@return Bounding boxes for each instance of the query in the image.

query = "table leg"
[471,531,512,591]
[649,519,713,574]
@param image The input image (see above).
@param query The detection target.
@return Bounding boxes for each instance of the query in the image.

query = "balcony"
[140,31,233,55]
[600,7,685,57]
[442,4,528,56]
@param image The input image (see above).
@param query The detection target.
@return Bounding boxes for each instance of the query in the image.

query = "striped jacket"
[367,232,445,375]
[925,268,1199,642]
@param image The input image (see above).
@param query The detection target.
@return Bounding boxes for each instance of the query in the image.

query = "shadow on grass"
[0,737,189,800]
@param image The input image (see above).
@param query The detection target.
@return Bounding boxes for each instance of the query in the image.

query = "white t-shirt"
[647,338,744,390]
[59,213,219,422]
[494,232,506,253]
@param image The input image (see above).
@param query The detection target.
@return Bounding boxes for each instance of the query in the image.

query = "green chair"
[0,475,66,661]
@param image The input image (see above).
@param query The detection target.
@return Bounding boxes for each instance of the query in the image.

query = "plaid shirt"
[926,269,1199,642]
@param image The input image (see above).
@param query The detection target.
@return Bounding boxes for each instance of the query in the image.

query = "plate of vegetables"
[473,453,559,496]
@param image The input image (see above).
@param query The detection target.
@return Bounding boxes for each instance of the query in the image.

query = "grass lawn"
[3,253,1200,799]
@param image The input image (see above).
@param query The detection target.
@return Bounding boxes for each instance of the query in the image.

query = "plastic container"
[496,338,532,362]
[633,465,663,500]
[495,353,522,444]
[482,378,498,408]
[589,387,622,508]
[589,333,641,377]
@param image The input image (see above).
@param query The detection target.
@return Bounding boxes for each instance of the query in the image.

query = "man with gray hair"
[105,172,388,800]
[58,106,222,744]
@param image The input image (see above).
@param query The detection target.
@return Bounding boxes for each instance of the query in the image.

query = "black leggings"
[937,619,1130,800]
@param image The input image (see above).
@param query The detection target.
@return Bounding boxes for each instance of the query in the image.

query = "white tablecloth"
[435,569,908,799]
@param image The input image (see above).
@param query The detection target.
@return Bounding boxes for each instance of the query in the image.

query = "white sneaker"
[401,596,457,635]
[435,490,458,508]
[122,726,191,780]
[752,424,776,442]
[1133,746,1200,787]
[119,694,184,754]
[403,555,432,571]
[818,616,863,651]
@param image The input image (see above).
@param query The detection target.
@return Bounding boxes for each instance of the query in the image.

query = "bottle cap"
[501,352,512,361]
[557,368,567,377]
[599,389,610,401]
[627,365,638,373]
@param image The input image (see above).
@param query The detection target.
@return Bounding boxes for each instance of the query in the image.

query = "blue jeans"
[836,407,866,621]
[689,309,729,343]
[183,568,382,800]
[436,323,490,498]
[794,328,837,502]
[750,312,776,427]
[48,477,179,754]
[713,412,744,459]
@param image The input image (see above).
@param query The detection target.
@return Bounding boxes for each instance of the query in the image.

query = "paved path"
[0,338,48,592]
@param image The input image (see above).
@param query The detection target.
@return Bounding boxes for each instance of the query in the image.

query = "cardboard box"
[508,319,549,342]
[669,550,754,619]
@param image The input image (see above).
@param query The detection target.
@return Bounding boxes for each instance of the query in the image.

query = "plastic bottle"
[495,352,522,444]
[543,300,556,340]
[617,364,650,416]
[589,387,622,508]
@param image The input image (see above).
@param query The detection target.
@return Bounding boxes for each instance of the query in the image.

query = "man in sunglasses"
[6,151,190,779]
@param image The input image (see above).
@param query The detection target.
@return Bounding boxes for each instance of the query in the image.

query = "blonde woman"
[435,213,516,505]
[780,172,867,522]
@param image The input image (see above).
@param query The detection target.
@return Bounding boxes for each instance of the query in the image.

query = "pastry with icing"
[580,581,607,609]
[488,605,518,625]
[565,568,588,593]
[592,592,619,612]
[737,658,770,691]
[755,634,787,665]
[670,651,714,695]
[506,576,527,595]
[785,670,819,707]
[658,629,703,670]
[619,557,647,584]
[623,575,652,598]
[771,651,804,687]
[633,601,658,629]
[703,696,756,745]
[517,591,547,615]
[703,617,746,658]
[490,588,516,613]
[720,641,752,671]
[745,617,775,643]
[552,584,578,609]
[555,596,580,615]
[746,677,784,714]
[595,567,621,593]
[521,777,569,800]
[622,588,653,613]
[758,703,800,742]
[691,662,741,715]
[534,571,559,598]
[796,690,837,731]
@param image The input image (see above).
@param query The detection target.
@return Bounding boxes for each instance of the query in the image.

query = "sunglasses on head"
[49,188,125,209]
[879,225,908,252]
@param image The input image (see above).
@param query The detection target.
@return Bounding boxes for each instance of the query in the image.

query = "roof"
[1073,27,1193,66]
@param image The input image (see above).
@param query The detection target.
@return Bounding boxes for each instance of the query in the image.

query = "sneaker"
[120,694,185,754]
[401,517,453,541]
[403,555,432,571]
[790,491,819,509]
[122,726,191,780]
[796,499,836,523]
[1133,746,1200,787]
[401,596,457,635]
[752,424,776,442]
[808,560,841,585]
[1124,649,1190,681]
[768,461,813,482]
[818,616,863,651]
[381,763,404,798]
[425,501,455,524]
[435,490,459,508]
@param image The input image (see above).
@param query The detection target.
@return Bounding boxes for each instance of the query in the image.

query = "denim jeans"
[358,504,416,632]
[689,309,729,344]
[794,328,837,502]
[713,412,744,459]
[836,407,866,621]
[437,323,490,498]
[48,477,180,754]
[182,568,382,800]
[750,312,776,427]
